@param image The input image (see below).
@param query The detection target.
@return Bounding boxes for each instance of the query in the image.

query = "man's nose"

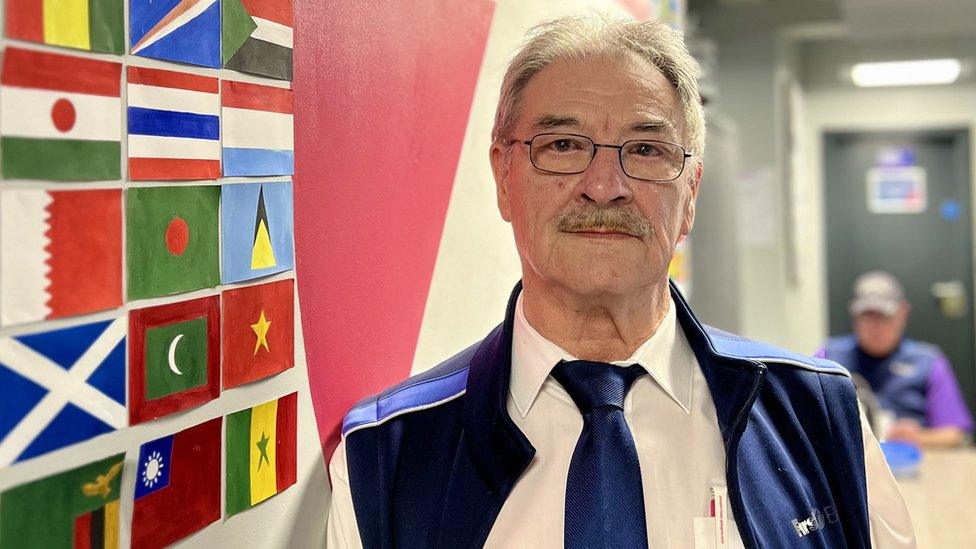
[575,146,634,206]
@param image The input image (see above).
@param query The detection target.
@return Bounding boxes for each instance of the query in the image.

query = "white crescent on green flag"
[0,47,121,181]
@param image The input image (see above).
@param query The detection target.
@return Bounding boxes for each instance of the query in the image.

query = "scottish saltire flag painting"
[221,182,294,283]
[225,393,297,516]
[1,189,122,326]
[0,454,124,548]
[0,47,121,180]
[127,67,220,180]
[126,185,220,300]
[130,0,221,68]
[129,296,220,424]
[5,0,124,54]
[223,0,293,80]
[222,80,294,176]
[0,318,126,466]
[132,418,221,548]
[222,278,294,388]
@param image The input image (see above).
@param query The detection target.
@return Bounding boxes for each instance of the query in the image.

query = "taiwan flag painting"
[222,80,294,176]
[126,185,220,300]
[129,296,220,424]
[221,182,294,283]
[6,0,125,54]
[225,393,297,516]
[127,67,221,180]
[222,278,294,388]
[1,189,122,326]
[130,0,221,68]
[0,47,121,181]
[132,418,221,549]
[222,0,293,80]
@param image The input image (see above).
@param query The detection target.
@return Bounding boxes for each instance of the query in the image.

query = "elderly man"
[328,16,913,548]
[818,271,973,448]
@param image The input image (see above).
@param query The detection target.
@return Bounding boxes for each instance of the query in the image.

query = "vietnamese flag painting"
[129,296,220,424]
[1,189,122,326]
[132,418,221,549]
[0,47,121,181]
[222,278,294,388]
[225,392,297,516]
[0,453,124,548]
[6,0,125,54]
[126,185,220,300]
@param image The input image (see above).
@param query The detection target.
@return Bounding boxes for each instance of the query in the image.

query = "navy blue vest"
[342,283,871,548]
[824,335,937,425]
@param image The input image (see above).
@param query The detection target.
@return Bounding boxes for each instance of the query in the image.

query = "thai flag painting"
[127,66,221,180]
[221,80,294,176]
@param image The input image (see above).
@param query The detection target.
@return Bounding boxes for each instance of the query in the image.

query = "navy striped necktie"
[551,360,649,548]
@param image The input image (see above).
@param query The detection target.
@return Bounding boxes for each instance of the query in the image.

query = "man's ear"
[490,142,513,222]
[680,161,702,237]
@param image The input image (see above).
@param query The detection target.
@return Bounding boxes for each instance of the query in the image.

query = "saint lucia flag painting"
[130,0,221,68]
[221,182,295,283]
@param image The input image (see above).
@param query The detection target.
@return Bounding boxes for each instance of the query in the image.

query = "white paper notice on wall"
[737,167,777,248]
[866,166,927,214]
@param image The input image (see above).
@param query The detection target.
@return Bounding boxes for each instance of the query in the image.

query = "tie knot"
[551,360,646,413]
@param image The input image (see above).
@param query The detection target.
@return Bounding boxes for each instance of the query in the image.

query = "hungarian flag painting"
[129,296,220,424]
[5,0,124,54]
[222,80,294,176]
[221,182,295,283]
[0,47,121,181]
[130,0,221,68]
[132,418,221,548]
[223,0,293,80]
[127,67,220,180]
[126,185,219,300]
[1,189,122,326]
[222,278,294,388]
[0,454,124,548]
[225,393,297,516]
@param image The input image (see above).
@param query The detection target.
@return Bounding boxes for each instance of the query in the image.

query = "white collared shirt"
[327,294,916,548]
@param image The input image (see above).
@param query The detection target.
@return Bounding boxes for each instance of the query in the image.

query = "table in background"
[895,449,976,548]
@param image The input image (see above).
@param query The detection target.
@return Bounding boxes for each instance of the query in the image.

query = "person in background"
[817,271,973,448]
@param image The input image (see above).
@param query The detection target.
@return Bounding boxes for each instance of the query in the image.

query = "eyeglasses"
[512,133,693,182]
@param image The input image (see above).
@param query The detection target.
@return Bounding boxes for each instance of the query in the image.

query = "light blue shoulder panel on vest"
[341,341,479,436]
[704,325,851,377]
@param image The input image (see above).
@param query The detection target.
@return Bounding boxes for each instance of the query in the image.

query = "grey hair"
[491,15,705,157]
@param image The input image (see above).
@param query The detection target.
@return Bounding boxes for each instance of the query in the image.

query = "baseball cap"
[849,271,905,317]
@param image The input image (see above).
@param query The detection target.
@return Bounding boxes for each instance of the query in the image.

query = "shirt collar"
[509,292,694,418]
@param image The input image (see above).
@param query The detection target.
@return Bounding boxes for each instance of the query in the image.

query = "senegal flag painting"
[5,0,125,54]
[225,392,297,516]
[0,47,121,181]
[0,453,124,548]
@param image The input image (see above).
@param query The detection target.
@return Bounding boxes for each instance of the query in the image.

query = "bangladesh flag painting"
[129,296,220,424]
[5,0,125,54]
[0,47,121,181]
[225,393,297,516]
[126,185,219,300]
[0,453,124,548]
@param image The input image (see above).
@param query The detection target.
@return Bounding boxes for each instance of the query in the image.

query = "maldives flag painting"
[0,47,121,180]
[0,189,122,326]
[132,418,221,548]
[5,0,124,54]
[222,278,294,388]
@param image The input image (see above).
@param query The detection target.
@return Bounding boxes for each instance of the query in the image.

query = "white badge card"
[710,485,729,548]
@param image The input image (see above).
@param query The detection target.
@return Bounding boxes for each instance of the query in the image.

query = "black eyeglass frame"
[512,132,694,182]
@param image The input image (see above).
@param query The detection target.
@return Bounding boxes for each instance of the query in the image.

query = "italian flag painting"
[0,47,122,181]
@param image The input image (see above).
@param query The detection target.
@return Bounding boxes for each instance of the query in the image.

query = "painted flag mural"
[0,454,124,548]
[129,296,220,424]
[223,0,293,80]
[126,185,220,300]
[222,80,294,176]
[0,189,122,326]
[0,47,121,181]
[130,0,221,68]
[5,0,125,54]
[127,67,221,180]
[226,393,297,516]
[132,418,221,548]
[221,182,295,283]
[0,318,126,466]
[222,278,294,388]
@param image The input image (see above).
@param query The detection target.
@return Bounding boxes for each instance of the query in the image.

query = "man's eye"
[628,142,663,157]
[551,139,578,152]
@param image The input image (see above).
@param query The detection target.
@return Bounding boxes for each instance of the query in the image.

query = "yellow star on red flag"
[250,310,271,355]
